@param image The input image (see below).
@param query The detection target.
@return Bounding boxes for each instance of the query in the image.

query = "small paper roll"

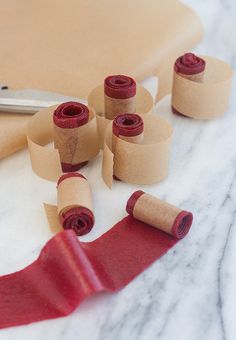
[88,83,153,148]
[102,115,173,188]
[57,172,94,236]
[104,75,136,120]
[27,104,99,181]
[171,56,233,119]
[53,102,89,172]
[126,191,193,239]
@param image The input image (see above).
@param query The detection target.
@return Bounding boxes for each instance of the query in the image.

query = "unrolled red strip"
[0,192,193,329]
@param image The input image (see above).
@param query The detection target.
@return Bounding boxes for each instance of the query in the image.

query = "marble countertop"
[0,0,236,339]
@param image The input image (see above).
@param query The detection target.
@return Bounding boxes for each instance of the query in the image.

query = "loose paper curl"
[172,56,233,119]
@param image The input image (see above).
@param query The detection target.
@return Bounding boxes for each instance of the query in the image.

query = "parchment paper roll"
[102,114,173,188]
[126,191,193,239]
[88,83,153,148]
[57,173,94,235]
[104,75,136,120]
[171,56,233,119]
[27,104,99,181]
[53,102,89,172]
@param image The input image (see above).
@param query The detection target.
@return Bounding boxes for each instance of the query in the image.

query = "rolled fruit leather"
[112,113,144,144]
[112,113,144,180]
[127,190,193,239]
[53,102,90,172]
[57,172,94,236]
[172,53,206,116]
[104,75,136,120]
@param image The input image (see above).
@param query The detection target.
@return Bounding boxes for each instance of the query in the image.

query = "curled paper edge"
[102,115,173,188]
[171,56,233,119]
[27,105,99,181]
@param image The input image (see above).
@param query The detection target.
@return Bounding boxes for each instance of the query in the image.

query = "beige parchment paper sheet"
[172,56,233,119]
[0,0,202,160]
[102,115,173,188]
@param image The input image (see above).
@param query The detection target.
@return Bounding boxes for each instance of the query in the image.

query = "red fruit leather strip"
[0,214,183,329]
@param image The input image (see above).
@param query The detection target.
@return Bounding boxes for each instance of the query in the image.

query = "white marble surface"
[0,0,236,339]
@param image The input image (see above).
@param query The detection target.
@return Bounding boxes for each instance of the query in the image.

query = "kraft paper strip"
[171,56,233,119]
[0,113,29,160]
[102,115,173,188]
[44,203,61,233]
[26,106,99,181]
[57,177,93,214]
[0,191,193,329]
[88,84,154,148]
[104,95,136,120]
[44,176,93,234]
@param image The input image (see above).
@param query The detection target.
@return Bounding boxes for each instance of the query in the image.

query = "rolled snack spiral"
[172,53,206,117]
[57,172,94,236]
[126,190,193,239]
[112,113,144,144]
[174,52,205,81]
[53,102,89,172]
[104,75,136,120]
[112,113,144,180]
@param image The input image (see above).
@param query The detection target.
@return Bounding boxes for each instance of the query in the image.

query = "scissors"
[0,84,86,114]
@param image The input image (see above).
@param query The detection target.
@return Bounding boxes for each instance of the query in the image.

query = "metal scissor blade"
[0,88,86,114]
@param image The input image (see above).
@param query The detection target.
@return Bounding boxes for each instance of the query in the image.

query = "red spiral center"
[104,75,136,99]
[174,53,205,75]
[112,113,144,137]
[53,102,89,128]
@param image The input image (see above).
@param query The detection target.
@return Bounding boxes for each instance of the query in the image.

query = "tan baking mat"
[0,0,203,99]
[0,0,203,160]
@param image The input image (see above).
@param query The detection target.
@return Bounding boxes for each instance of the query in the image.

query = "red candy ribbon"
[0,200,191,329]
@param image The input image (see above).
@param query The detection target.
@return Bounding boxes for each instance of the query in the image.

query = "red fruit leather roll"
[104,75,136,120]
[57,172,94,236]
[172,53,206,117]
[126,191,193,239]
[112,113,144,144]
[53,102,89,172]
[112,113,144,180]
[0,191,193,329]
